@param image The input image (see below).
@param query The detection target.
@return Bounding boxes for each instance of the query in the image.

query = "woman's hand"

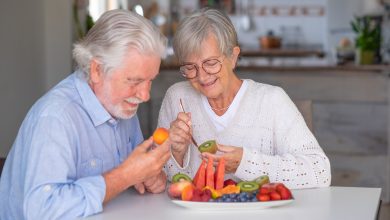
[169,112,192,165]
[201,144,243,173]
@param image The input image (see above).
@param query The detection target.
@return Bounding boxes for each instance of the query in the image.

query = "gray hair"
[173,8,238,63]
[73,9,167,79]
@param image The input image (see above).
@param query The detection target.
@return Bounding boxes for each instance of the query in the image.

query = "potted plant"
[350,16,380,65]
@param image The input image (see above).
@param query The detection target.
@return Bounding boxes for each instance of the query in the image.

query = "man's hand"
[103,136,171,203]
[135,171,167,194]
[120,137,171,184]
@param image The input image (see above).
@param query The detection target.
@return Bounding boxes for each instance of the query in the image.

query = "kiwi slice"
[171,173,192,183]
[253,175,270,187]
[237,181,259,193]
[198,140,217,154]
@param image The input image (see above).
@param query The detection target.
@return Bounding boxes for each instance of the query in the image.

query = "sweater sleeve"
[235,87,331,189]
[158,85,193,182]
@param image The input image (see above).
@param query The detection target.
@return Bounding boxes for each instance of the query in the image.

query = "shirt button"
[43,185,51,192]
[90,160,96,167]
[108,119,117,126]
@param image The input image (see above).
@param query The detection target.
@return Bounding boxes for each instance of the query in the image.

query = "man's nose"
[136,82,151,102]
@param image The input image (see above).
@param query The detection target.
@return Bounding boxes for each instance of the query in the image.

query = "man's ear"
[90,59,102,84]
[231,46,241,69]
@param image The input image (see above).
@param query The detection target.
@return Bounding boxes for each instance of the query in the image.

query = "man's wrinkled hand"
[144,171,167,193]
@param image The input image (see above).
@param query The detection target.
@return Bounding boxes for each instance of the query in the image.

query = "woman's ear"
[231,46,241,69]
[89,58,102,84]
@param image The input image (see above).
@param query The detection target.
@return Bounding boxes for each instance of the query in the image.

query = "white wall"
[0,0,72,157]
[43,0,73,89]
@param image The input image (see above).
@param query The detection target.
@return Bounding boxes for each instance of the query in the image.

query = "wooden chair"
[293,99,314,132]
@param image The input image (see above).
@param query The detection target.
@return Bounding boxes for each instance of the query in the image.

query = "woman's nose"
[196,67,210,82]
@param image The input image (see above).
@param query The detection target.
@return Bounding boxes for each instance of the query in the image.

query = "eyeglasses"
[179,57,225,79]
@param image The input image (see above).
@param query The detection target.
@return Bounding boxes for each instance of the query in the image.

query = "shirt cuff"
[74,175,106,217]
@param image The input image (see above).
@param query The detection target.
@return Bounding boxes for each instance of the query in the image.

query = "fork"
[179,99,199,148]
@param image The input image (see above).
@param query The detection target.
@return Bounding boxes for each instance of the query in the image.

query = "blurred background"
[0,0,390,218]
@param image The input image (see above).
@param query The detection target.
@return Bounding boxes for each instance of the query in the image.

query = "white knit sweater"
[158,79,331,189]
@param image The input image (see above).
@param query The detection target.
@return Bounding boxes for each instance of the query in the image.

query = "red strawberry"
[269,191,282,200]
[190,188,203,202]
[203,188,212,197]
[223,179,237,187]
[263,183,282,190]
[191,194,202,202]
[276,186,292,200]
[256,193,271,202]
[259,187,270,194]
[201,190,211,202]
[275,183,287,192]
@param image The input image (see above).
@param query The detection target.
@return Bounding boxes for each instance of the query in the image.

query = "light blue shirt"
[0,71,144,219]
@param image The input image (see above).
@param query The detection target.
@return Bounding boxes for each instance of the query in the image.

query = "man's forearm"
[103,165,136,203]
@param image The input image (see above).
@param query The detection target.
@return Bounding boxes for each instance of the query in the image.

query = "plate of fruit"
[167,155,293,210]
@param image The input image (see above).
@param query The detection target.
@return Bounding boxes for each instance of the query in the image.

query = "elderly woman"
[158,8,331,189]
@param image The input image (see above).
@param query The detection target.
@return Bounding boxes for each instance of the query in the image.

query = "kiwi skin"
[253,175,270,187]
[172,173,192,183]
[198,140,217,154]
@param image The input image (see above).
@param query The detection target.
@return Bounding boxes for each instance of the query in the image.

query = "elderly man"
[0,9,170,219]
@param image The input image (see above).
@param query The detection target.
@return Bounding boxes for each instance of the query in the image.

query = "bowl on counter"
[259,31,282,49]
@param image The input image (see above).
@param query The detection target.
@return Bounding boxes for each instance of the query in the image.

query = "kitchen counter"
[161,61,389,74]
[240,48,325,58]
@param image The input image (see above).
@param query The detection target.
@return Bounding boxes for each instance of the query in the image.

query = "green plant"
[73,2,95,40]
[350,17,380,51]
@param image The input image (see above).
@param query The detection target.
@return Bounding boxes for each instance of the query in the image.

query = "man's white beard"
[102,82,143,119]
[110,97,143,119]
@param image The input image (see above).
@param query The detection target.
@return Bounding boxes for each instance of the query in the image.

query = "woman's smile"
[199,77,218,90]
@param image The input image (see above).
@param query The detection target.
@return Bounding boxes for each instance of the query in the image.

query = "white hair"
[73,9,167,79]
[173,8,238,63]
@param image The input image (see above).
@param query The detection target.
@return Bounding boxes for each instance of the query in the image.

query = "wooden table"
[85,186,382,220]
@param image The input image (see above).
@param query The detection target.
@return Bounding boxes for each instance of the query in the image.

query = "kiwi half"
[253,175,270,187]
[171,173,192,183]
[198,140,217,154]
[237,181,259,193]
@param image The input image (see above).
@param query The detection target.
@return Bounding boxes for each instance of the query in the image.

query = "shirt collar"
[74,71,112,126]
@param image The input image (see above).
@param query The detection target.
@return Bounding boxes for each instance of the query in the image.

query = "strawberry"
[269,191,282,200]
[223,179,237,187]
[259,187,270,194]
[200,190,211,202]
[190,188,203,202]
[275,183,287,192]
[256,193,271,202]
[277,186,292,200]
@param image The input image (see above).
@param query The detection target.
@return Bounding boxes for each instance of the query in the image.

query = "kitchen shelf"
[240,49,325,58]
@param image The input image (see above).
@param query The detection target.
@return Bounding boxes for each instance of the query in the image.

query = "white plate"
[170,198,294,210]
